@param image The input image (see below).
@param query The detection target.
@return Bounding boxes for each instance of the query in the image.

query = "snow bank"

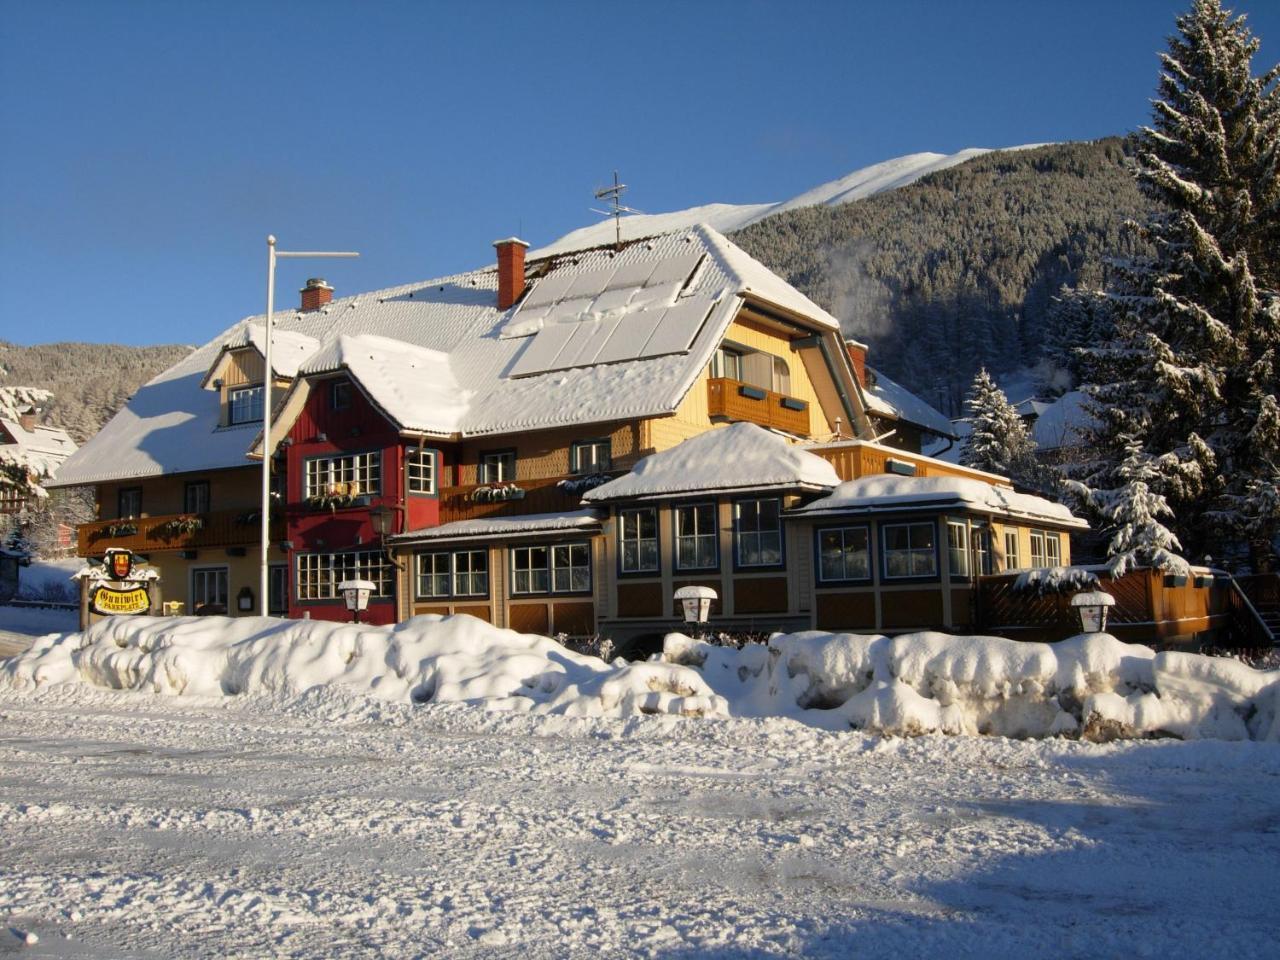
[5,615,1277,741]
[1,615,726,719]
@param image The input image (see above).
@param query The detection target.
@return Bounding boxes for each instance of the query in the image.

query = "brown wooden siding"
[552,601,595,636]
[815,591,876,632]
[881,589,945,630]
[79,508,284,555]
[436,474,615,525]
[508,603,550,635]
[617,581,664,618]
[732,576,789,614]
[707,378,811,436]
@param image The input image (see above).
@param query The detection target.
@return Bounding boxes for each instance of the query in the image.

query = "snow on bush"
[4,614,1278,741]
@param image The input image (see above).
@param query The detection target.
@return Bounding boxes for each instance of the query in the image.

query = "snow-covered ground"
[2,616,1278,956]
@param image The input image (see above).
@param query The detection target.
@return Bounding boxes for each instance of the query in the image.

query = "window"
[947,520,970,577]
[480,450,516,483]
[268,564,288,614]
[818,526,870,582]
[416,550,489,599]
[571,439,611,474]
[713,343,791,393]
[183,480,210,515]
[675,503,718,570]
[331,381,352,411]
[1004,530,1021,571]
[228,385,264,425]
[734,498,783,567]
[882,522,937,579]
[295,551,394,601]
[1030,529,1061,567]
[551,543,591,593]
[772,356,791,395]
[118,487,142,519]
[619,508,659,573]
[972,525,992,575]
[191,566,229,615]
[304,452,381,499]
[713,345,743,381]
[511,542,591,595]
[406,448,436,495]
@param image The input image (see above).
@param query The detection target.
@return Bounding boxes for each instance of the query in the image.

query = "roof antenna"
[592,171,643,250]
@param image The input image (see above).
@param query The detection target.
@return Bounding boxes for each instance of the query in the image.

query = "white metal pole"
[260,236,277,615]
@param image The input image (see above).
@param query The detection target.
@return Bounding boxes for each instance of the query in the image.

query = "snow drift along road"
[4,614,1278,741]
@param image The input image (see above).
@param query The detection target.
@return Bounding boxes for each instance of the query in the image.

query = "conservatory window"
[882,521,937,579]
[734,498,783,567]
[1004,529,1021,571]
[1030,529,1061,567]
[947,520,970,577]
[817,525,870,582]
[619,508,659,573]
[675,503,718,570]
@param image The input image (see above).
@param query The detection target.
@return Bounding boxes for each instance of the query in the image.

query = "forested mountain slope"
[0,341,193,442]
[730,138,1152,415]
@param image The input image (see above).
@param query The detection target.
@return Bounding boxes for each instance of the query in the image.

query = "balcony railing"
[707,377,810,436]
[78,508,285,555]
[437,473,620,525]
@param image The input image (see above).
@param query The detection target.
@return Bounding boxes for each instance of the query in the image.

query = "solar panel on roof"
[639,298,715,358]
[555,316,622,368]
[603,260,656,290]
[564,267,615,301]
[508,322,578,377]
[521,273,575,310]
[591,308,666,366]
[644,252,704,288]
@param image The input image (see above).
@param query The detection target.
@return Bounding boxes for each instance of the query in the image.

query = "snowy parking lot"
[2,685,1279,958]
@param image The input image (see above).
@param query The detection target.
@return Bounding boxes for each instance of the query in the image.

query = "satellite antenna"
[592,171,643,249]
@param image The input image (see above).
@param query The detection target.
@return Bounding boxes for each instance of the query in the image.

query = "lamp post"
[337,579,375,624]
[674,585,717,639]
[1070,590,1116,634]
[259,236,359,615]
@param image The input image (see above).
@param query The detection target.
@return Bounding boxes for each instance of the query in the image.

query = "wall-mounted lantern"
[674,585,717,637]
[1070,590,1116,634]
[369,504,400,538]
[338,579,375,624]
[237,586,255,612]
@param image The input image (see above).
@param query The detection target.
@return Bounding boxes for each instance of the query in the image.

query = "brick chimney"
[18,406,37,433]
[300,278,334,312]
[493,238,529,310]
[844,339,868,389]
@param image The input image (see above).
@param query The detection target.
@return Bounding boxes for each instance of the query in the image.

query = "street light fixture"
[260,236,359,615]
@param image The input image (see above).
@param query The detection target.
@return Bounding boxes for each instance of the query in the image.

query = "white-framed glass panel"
[713,345,742,381]
[1045,531,1062,566]
[772,356,791,394]
[551,543,591,593]
[1030,529,1047,567]
[453,550,488,597]
[268,564,288,614]
[675,503,718,570]
[296,551,393,600]
[511,546,550,595]
[571,439,611,474]
[228,385,264,425]
[406,449,436,495]
[818,525,870,582]
[947,520,970,577]
[183,480,210,515]
[304,452,381,499]
[734,498,782,567]
[972,524,992,575]
[1004,529,1020,571]
[619,508,659,573]
[882,521,937,579]
[191,566,229,614]
[416,552,451,599]
[118,487,142,519]
[480,451,516,483]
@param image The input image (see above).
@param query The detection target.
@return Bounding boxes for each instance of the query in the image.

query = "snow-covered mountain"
[532,146,1043,257]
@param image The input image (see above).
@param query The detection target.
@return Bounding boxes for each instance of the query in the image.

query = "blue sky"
[2,0,1278,347]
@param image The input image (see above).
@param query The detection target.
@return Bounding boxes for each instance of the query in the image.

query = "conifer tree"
[1076,0,1279,568]
[1095,436,1191,578]
[960,369,1037,481]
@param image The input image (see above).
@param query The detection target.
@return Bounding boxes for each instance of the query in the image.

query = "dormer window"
[229,386,264,425]
[331,381,352,411]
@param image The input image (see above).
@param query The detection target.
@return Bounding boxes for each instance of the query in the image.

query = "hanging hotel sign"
[87,548,154,616]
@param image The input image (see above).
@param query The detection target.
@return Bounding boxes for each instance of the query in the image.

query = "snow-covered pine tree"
[1097,436,1190,578]
[1076,0,1279,567]
[960,368,1037,481]
[1039,286,1113,396]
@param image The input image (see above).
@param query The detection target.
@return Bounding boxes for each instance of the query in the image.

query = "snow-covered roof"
[392,510,603,545]
[55,224,857,487]
[0,417,77,479]
[584,422,840,502]
[791,474,1088,528]
[862,367,956,439]
[1032,391,1095,450]
[200,323,322,386]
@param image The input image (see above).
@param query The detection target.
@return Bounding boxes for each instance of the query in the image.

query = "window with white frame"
[551,543,591,593]
[817,525,870,582]
[304,451,381,499]
[619,508,659,573]
[416,553,451,598]
[191,566,229,614]
[734,498,782,567]
[480,450,516,483]
[511,546,549,594]
[228,385,264,425]
[296,551,393,601]
[675,503,718,570]
[571,439,611,474]
[1004,529,1021,571]
[947,520,970,577]
[415,550,488,599]
[406,448,436,495]
[183,480,210,515]
[972,524,992,575]
[882,521,937,579]
[1028,529,1060,566]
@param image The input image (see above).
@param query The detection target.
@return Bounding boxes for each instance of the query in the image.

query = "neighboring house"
[0,407,77,513]
[51,225,1082,637]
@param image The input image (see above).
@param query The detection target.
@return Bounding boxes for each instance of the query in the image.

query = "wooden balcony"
[437,474,619,525]
[78,508,285,555]
[707,377,810,436]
